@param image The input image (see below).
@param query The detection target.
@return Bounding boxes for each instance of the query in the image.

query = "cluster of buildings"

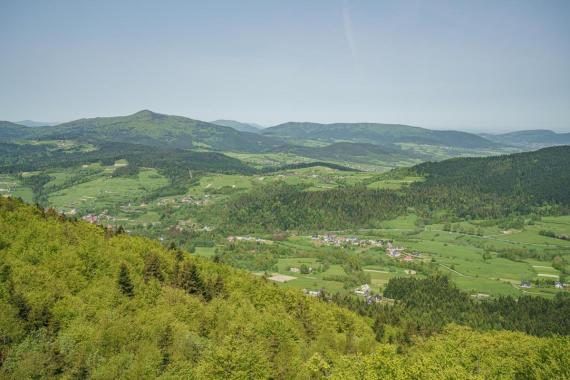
[303,289,323,298]
[312,234,386,248]
[174,220,213,232]
[289,266,314,274]
[386,242,405,258]
[180,195,209,206]
[82,214,98,224]
[354,284,383,304]
[520,280,567,289]
[227,236,270,244]
[385,242,423,262]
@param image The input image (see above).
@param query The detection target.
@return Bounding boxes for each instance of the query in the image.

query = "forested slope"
[0,197,375,378]
[217,146,570,232]
[1,198,569,379]
[415,145,570,204]
[262,122,498,149]
[0,121,30,140]
[25,110,282,152]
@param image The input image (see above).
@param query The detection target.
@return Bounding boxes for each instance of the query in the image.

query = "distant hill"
[480,130,570,148]
[0,121,31,139]
[272,141,426,164]
[262,122,498,149]
[210,119,262,133]
[414,145,570,206]
[30,110,283,152]
[0,141,255,175]
[15,120,58,127]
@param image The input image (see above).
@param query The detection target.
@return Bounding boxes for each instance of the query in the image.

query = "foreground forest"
[1,197,569,379]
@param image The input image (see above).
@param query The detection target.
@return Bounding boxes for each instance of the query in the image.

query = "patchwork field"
[2,156,568,300]
[48,168,169,213]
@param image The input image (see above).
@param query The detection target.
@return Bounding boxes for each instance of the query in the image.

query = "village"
[227,236,272,244]
[311,233,386,248]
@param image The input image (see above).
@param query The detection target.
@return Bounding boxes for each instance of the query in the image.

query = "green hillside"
[0,121,31,140]
[0,142,254,175]
[31,110,282,152]
[414,145,570,205]
[217,146,570,232]
[1,197,569,379]
[270,142,426,165]
[262,122,498,149]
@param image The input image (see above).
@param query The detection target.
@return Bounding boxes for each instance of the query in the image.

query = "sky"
[1,0,569,132]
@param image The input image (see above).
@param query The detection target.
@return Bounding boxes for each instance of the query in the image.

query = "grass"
[379,214,419,229]
[48,168,169,212]
[0,175,34,203]
[367,176,423,190]
[193,247,216,258]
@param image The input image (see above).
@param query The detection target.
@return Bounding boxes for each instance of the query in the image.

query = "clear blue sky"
[1,0,569,131]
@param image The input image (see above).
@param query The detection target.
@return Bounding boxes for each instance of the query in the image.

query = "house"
[386,242,405,258]
[82,214,98,224]
[555,281,564,289]
[403,255,413,262]
[520,280,532,289]
[366,294,383,304]
[303,289,321,297]
[289,267,300,273]
[355,284,371,296]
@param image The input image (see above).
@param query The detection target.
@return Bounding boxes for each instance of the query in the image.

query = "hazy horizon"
[1,0,569,132]
[8,108,570,135]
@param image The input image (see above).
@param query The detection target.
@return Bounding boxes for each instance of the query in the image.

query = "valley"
[1,111,569,379]
[1,124,568,301]
[3,2,569,377]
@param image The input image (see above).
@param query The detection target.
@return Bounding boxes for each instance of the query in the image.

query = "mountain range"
[262,122,499,149]
[6,110,282,153]
[2,110,569,167]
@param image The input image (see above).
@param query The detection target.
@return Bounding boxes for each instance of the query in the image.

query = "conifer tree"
[177,261,204,296]
[143,252,164,283]
[117,263,134,297]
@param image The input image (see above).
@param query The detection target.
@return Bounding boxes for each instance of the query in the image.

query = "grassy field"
[48,168,169,212]
[256,214,569,298]
[0,175,34,203]
[367,176,424,190]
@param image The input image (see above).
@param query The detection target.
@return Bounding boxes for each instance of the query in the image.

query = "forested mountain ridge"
[0,121,30,140]
[414,145,570,205]
[0,142,255,175]
[1,112,517,167]
[262,121,499,149]
[216,146,570,232]
[1,197,569,379]
[269,142,427,165]
[21,110,283,152]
